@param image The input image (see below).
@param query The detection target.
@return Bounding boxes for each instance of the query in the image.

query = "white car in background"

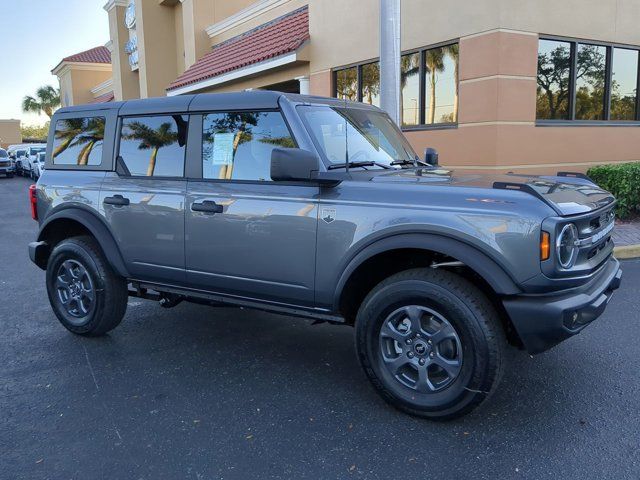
[20,144,46,178]
[33,152,46,180]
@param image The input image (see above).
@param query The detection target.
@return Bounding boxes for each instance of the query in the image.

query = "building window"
[52,116,105,166]
[333,42,459,128]
[118,115,188,177]
[537,37,640,122]
[201,111,295,181]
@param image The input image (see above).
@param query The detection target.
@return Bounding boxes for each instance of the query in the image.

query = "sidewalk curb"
[614,244,640,259]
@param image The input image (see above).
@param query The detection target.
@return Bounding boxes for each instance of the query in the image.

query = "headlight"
[556,223,579,268]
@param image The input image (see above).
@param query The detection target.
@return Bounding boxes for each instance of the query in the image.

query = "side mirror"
[270,148,320,182]
[424,147,439,166]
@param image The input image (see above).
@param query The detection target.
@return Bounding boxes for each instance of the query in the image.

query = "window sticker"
[211,133,235,166]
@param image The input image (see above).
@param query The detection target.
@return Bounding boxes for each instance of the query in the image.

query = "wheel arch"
[333,233,522,322]
[36,207,129,277]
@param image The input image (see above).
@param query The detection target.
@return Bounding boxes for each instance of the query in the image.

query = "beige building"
[52,46,114,107]
[93,0,640,172]
[0,120,21,149]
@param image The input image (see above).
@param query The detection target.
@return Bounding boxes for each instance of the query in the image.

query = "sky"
[0,0,110,126]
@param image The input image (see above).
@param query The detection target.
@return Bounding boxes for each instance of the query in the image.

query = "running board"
[128,280,345,324]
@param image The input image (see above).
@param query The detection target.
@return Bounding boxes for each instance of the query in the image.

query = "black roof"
[54,91,378,116]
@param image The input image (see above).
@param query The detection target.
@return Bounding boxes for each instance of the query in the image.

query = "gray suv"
[28,92,622,419]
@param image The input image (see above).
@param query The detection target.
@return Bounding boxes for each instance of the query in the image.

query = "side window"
[53,116,105,166]
[202,111,295,181]
[118,115,188,177]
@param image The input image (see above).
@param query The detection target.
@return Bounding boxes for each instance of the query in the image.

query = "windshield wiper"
[327,161,392,170]
[390,159,430,167]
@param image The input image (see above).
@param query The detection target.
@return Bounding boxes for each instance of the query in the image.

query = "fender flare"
[332,232,522,310]
[37,206,129,277]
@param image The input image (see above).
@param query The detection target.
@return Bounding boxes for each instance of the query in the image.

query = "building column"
[105,0,140,101]
[296,76,310,95]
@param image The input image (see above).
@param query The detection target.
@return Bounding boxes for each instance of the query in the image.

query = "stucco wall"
[0,120,21,149]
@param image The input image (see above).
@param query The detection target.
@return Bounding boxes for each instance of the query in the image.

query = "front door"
[185,111,318,306]
[99,114,189,284]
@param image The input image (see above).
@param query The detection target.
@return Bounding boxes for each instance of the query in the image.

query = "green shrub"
[587,162,640,219]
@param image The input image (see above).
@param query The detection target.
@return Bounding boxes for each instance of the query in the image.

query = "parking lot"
[1,174,639,479]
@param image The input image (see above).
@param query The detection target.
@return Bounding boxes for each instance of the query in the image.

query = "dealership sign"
[124,1,138,70]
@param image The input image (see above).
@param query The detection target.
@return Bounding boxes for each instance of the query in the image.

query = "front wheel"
[355,268,505,420]
[46,236,128,336]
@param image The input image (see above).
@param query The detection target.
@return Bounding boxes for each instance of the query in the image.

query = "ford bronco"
[28,92,622,419]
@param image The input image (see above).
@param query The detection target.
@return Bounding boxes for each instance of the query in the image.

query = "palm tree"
[69,118,105,165]
[444,44,459,122]
[53,118,86,159]
[124,121,178,176]
[22,86,61,119]
[400,54,420,125]
[425,49,445,124]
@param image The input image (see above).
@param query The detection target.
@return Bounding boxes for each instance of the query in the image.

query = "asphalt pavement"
[1,175,639,479]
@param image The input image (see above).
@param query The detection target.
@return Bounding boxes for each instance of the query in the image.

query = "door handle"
[191,200,224,214]
[103,195,130,206]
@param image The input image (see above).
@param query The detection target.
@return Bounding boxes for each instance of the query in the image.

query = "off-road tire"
[355,268,505,420]
[46,236,128,336]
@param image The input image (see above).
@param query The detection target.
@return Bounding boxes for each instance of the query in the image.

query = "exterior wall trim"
[91,78,115,95]
[51,62,113,77]
[462,28,538,40]
[460,75,535,84]
[103,0,127,13]
[205,0,296,38]
[167,52,301,96]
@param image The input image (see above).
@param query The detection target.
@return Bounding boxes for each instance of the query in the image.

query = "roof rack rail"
[492,181,563,215]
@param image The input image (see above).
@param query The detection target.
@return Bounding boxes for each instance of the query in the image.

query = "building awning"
[167,6,309,95]
[89,91,115,104]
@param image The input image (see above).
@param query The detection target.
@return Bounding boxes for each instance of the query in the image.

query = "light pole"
[379,0,401,125]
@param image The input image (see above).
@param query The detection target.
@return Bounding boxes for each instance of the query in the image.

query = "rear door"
[99,113,189,284]
[185,111,319,306]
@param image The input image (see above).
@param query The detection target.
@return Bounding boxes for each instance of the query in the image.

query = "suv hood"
[369,168,615,216]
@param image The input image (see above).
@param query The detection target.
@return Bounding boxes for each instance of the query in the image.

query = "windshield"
[29,147,45,155]
[297,105,417,169]
[16,150,26,157]
[0,150,7,158]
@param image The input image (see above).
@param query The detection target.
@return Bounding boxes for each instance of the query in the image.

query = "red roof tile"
[89,91,115,104]
[62,46,111,64]
[167,6,309,92]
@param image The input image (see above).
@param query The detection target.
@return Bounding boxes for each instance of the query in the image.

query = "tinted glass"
[401,53,420,126]
[424,45,458,124]
[52,117,105,165]
[361,62,380,107]
[336,67,358,101]
[575,44,607,120]
[611,48,639,121]
[202,111,295,181]
[536,40,572,120]
[119,115,187,177]
[298,105,416,168]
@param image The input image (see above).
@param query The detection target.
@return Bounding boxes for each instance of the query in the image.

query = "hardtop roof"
[53,91,379,117]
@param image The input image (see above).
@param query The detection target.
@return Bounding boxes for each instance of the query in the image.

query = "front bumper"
[503,256,622,354]
[0,166,14,174]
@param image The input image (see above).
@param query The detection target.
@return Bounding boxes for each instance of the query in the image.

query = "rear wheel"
[46,236,128,336]
[355,268,505,420]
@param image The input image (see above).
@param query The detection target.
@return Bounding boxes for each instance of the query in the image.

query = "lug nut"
[416,333,421,338]
[419,358,426,366]
[408,352,414,358]
[429,352,435,358]
[406,338,412,345]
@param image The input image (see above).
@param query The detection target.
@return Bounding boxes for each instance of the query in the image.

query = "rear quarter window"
[52,116,105,166]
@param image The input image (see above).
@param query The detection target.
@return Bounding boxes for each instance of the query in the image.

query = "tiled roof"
[89,91,115,104]
[62,46,111,64]
[167,6,309,92]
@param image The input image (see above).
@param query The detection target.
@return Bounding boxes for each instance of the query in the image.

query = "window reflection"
[119,115,187,177]
[536,39,572,120]
[202,111,295,181]
[575,44,606,120]
[424,45,458,124]
[401,53,420,126]
[361,62,380,107]
[611,48,639,121]
[53,117,105,166]
[336,67,358,101]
